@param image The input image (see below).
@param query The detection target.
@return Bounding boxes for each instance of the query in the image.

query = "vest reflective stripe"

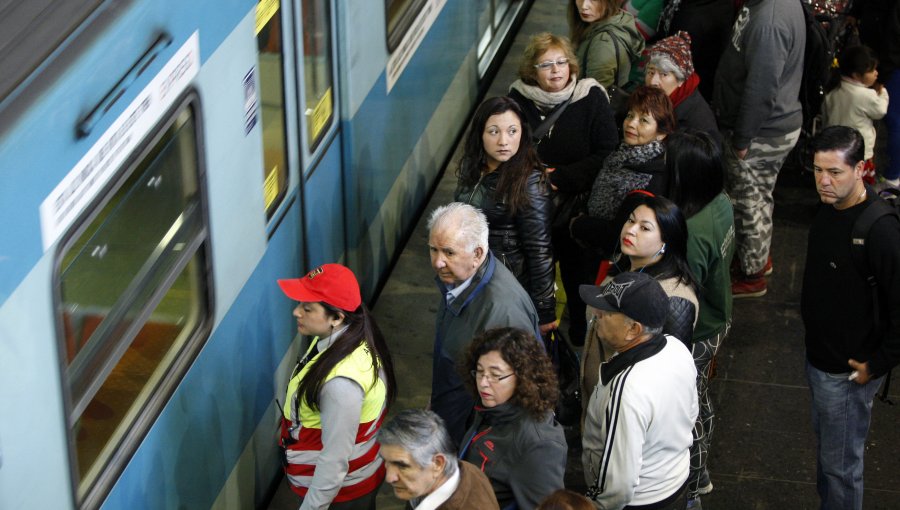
[280,339,387,501]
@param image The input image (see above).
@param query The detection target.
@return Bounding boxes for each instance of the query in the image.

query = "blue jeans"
[806,361,884,510]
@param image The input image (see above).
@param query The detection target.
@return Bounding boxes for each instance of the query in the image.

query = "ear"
[432,453,447,475]
[853,160,866,179]
[474,246,485,264]
[333,311,346,326]
[626,320,645,341]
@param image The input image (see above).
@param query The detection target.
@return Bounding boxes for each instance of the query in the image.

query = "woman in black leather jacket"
[581,192,699,397]
[455,97,557,333]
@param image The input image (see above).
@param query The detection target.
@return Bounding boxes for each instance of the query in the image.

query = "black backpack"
[850,187,900,403]
[799,0,846,134]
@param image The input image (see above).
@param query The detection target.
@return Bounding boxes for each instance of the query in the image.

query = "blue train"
[0,0,531,508]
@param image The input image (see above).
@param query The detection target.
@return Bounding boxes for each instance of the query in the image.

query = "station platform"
[268,0,900,508]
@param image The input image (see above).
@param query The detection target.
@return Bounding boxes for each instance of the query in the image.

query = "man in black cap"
[580,272,698,510]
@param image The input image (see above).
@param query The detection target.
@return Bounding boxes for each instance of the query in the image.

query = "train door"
[256,0,344,272]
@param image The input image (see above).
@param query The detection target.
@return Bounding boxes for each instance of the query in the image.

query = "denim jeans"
[806,361,884,510]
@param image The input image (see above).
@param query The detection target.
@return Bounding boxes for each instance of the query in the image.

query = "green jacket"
[574,10,645,89]
[686,193,735,340]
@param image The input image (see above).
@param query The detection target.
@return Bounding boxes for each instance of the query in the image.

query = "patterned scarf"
[587,141,666,220]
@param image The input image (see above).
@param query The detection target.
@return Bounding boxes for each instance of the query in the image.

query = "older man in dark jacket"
[427,203,540,444]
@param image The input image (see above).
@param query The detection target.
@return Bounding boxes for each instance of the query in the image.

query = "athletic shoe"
[732,272,767,298]
[698,469,714,494]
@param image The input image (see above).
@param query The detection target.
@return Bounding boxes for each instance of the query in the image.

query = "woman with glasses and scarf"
[507,32,618,346]
[459,327,567,510]
[276,263,397,510]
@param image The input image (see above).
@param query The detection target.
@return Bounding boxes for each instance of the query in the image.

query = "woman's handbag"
[544,329,582,427]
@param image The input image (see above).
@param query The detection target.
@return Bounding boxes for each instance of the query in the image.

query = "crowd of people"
[270,0,900,509]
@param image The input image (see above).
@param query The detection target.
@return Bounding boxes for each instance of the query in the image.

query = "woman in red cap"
[276,263,396,510]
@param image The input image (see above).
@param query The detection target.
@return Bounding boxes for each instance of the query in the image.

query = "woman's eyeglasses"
[471,370,516,383]
[534,58,569,70]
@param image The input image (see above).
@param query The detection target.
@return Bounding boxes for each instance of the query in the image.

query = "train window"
[385,0,427,52]
[301,0,334,150]
[57,100,210,501]
[256,0,289,218]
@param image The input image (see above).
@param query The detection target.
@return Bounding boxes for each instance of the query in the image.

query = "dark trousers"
[554,226,602,345]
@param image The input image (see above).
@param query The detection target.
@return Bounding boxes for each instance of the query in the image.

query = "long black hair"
[614,192,698,291]
[296,302,397,412]
[457,96,544,215]
[665,130,725,219]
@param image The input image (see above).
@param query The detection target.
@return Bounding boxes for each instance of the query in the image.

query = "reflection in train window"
[302,0,334,150]
[256,0,289,219]
[57,101,210,501]
[385,0,427,52]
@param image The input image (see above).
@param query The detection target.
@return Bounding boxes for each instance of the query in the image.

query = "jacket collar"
[600,333,666,385]
[435,252,496,316]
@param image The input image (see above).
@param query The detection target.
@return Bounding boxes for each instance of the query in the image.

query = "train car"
[0,0,531,508]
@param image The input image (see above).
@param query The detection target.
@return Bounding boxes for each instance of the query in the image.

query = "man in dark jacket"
[379,409,499,510]
[427,203,540,444]
[802,126,900,510]
[713,0,805,298]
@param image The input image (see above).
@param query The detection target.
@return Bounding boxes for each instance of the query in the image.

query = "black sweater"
[508,87,618,194]
[801,191,900,377]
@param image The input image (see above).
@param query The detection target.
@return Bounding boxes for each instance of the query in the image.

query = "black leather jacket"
[455,169,556,324]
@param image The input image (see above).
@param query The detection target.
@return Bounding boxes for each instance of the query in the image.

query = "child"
[823,45,890,185]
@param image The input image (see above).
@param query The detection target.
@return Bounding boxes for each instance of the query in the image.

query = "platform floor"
[267,0,900,508]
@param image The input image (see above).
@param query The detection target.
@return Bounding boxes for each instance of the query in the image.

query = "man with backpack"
[713,0,806,298]
[802,126,900,510]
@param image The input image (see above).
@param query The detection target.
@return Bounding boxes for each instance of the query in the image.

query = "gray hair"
[378,409,459,477]
[642,324,664,336]
[647,54,686,83]
[426,202,489,253]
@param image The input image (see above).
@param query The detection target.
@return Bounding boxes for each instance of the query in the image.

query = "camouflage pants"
[723,129,800,275]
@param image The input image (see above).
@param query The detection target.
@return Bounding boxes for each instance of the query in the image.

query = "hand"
[873,82,885,94]
[736,148,749,160]
[545,167,559,191]
[847,359,872,385]
[539,321,558,335]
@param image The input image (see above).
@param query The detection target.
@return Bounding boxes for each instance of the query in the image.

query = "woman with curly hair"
[459,327,567,510]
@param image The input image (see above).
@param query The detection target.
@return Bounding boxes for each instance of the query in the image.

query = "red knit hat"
[649,31,694,78]
[277,263,361,312]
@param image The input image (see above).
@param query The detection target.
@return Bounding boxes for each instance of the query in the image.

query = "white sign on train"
[386,0,446,93]
[39,32,201,250]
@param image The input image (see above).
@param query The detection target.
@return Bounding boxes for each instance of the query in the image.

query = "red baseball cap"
[277,263,361,312]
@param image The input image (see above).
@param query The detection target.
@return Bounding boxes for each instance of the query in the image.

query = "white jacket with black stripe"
[582,334,698,509]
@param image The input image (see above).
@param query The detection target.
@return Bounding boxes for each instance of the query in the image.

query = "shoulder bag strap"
[532,96,573,142]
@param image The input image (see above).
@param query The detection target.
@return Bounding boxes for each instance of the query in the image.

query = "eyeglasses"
[534,58,569,70]
[471,369,516,383]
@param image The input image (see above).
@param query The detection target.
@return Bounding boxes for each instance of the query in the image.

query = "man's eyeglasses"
[471,370,516,384]
[534,58,569,70]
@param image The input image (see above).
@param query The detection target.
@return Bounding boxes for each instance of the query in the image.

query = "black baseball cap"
[579,272,668,328]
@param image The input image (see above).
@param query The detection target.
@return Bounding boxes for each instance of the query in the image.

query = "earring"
[660,244,666,254]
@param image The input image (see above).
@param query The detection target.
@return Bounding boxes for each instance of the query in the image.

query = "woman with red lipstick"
[570,85,676,255]
[568,0,645,89]
[276,263,397,510]
[459,327,567,510]
[455,97,557,336]
[581,192,698,401]
[508,32,618,346]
